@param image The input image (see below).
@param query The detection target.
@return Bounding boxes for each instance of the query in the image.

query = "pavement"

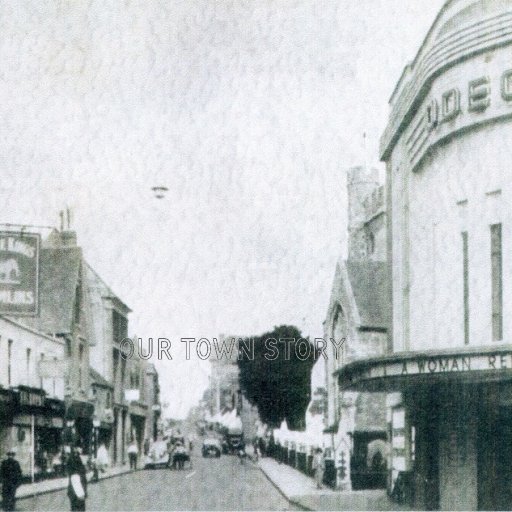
[258,457,412,511]
[16,463,133,500]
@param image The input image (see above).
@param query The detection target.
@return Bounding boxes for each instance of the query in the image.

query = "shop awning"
[337,345,512,392]
[65,400,94,419]
[0,389,16,418]
[129,402,148,418]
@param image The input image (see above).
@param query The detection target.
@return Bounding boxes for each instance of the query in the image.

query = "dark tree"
[237,325,319,430]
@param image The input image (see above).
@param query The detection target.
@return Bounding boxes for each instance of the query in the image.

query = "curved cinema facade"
[337,1,512,509]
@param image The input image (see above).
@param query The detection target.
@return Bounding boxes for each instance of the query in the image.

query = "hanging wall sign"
[0,231,40,315]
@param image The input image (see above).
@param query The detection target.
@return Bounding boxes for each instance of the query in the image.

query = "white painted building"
[0,316,65,476]
[0,316,65,396]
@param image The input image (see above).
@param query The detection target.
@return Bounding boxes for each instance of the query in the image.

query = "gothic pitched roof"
[346,260,390,331]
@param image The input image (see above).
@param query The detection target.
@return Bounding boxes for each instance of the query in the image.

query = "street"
[18,453,297,511]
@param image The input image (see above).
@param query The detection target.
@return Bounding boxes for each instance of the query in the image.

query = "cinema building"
[337,1,512,509]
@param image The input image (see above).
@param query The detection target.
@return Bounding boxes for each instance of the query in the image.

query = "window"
[121,357,126,389]
[7,339,13,386]
[26,348,31,385]
[53,357,57,396]
[78,344,84,389]
[462,232,469,344]
[367,232,375,255]
[40,353,45,388]
[73,279,82,326]
[491,224,503,341]
[113,311,128,344]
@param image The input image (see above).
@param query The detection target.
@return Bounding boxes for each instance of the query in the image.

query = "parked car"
[202,438,222,458]
[144,440,169,469]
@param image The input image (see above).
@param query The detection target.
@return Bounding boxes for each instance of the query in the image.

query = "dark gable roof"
[25,247,82,335]
[346,261,390,330]
[90,367,113,389]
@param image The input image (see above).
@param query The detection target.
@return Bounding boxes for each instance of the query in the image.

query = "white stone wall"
[389,43,512,352]
[0,317,64,398]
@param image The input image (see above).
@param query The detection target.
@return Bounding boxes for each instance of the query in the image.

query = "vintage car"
[202,437,222,458]
[221,426,244,455]
[144,440,169,469]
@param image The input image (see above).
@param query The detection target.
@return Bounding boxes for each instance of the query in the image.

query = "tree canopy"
[237,325,319,430]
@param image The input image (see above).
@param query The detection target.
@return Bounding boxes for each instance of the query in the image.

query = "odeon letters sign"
[406,66,512,170]
[425,69,512,130]
[343,351,512,388]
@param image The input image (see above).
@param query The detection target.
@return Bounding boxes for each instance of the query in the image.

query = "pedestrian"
[258,437,266,457]
[173,442,186,470]
[167,440,175,469]
[96,444,109,475]
[313,448,324,489]
[67,448,87,512]
[1,449,22,511]
[127,441,138,470]
[238,440,247,465]
[143,438,150,456]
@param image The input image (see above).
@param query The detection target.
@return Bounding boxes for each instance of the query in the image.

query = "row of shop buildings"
[0,228,162,479]
[323,0,512,509]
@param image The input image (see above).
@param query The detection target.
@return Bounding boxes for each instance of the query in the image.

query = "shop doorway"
[478,407,512,510]
[423,415,439,510]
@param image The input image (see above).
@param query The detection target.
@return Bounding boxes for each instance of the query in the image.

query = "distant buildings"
[0,228,161,477]
[208,335,259,440]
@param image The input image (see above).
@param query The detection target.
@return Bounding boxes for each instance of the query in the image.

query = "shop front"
[0,389,16,460]
[0,387,66,479]
[128,402,148,455]
[64,399,95,455]
[338,347,512,510]
[112,404,128,465]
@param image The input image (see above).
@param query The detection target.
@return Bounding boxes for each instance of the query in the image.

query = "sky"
[0,0,445,418]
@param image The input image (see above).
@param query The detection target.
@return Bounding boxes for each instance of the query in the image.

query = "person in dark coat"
[67,448,87,511]
[1,450,22,511]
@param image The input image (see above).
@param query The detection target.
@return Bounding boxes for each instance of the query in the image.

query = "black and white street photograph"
[1,0,511,510]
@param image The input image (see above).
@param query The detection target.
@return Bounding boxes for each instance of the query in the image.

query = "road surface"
[19,452,297,511]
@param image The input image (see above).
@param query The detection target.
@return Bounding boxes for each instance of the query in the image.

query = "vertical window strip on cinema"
[491,223,503,341]
[462,231,469,345]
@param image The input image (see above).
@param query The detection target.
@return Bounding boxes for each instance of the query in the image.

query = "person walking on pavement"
[67,447,87,512]
[313,448,324,489]
[0,449,22,511]
[127,441,138,470]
